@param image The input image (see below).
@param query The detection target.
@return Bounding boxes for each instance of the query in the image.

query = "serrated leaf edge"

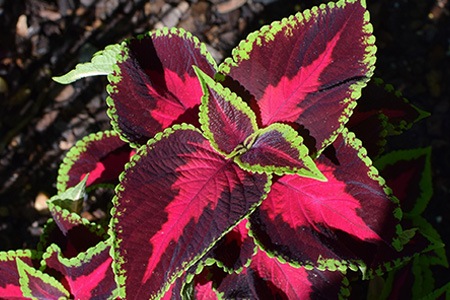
[108,123,273,299]
[17,257,70,299]
[106,27,217,148]
[195,66,259,157]
[375,147,432,217]
[57,130,122,193]
[234,123,326,181]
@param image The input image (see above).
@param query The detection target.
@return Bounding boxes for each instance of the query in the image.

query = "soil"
[1,0,449,292]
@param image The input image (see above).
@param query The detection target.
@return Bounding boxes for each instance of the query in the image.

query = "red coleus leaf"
[110,124,271,299]
[216,247,347,299]
[44,180,107,259]
[48,177,88,232]
[196,67,258,157]
[194,281,219,300]
[250,129,400,272]
[196,67,324,180]
[351,78,430,136]
[363,213,447,297]
[16,258,70,299]
[375,147,432,217]
[107,27,217,146]
[0,250,39,298]
[57,131,134,192]
[346,111,388,159]
[370,148,447,283]
[235,123,326,179]
[42,240,117,299]
[38,214,106,260]
[219,0,376,152]
[212,218,256,273]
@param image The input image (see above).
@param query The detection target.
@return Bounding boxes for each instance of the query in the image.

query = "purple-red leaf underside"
[111,124,270,299]
[57,131,134,192]
[38,219,105,260]
[107,28,217,145]
[250,129,399,270]
[220,0,375,151]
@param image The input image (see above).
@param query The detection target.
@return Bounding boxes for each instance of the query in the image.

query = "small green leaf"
[53,44,121,84]
[48,175,88,214]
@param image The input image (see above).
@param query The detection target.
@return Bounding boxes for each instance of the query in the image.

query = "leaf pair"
[196,67,325,180]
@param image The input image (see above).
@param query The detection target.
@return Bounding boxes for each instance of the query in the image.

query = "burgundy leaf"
[352,78,430,135]
[57,131,134,192]
[196,66,258,156]
[38,218,106,260]
[212,218,256,273]
[346,112,388,159]
[111,124,270,299]
[235,123,325,180]
[42,240,117,299]
[219,0,376,152]
[375,148,432,216]
[250,129,400,271]
[107,28,217,145]
[216,247,347,299]
[363,215,446,296]
[0,250,38,298]
[161,258,214,299]
[196,68,323,180]
[16,258,70,299]
[46,178,106,247]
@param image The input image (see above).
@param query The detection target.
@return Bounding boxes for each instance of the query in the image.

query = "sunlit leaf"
[250,129,400,273]
[110,124,271,299]
[219,0,376,152]
[53,44,121,84]
[107,28,217,146]
[17,258,70,299]
[57,131,134,192]
[42,240,118,299]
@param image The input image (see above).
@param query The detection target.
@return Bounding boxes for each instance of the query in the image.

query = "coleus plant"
[1,0,446,298]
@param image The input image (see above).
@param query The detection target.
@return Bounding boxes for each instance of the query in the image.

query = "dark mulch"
[1,0,449,288]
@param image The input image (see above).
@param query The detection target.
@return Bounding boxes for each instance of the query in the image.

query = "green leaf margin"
[218,0,377,154]
[105,27,218,149]
[375,147,432,217]
[57,130,122,193]
[195,66,259,157]
[17,257,70,299]
[234,123,326,181]
[108,123,273,299]
[248,128,406,279]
